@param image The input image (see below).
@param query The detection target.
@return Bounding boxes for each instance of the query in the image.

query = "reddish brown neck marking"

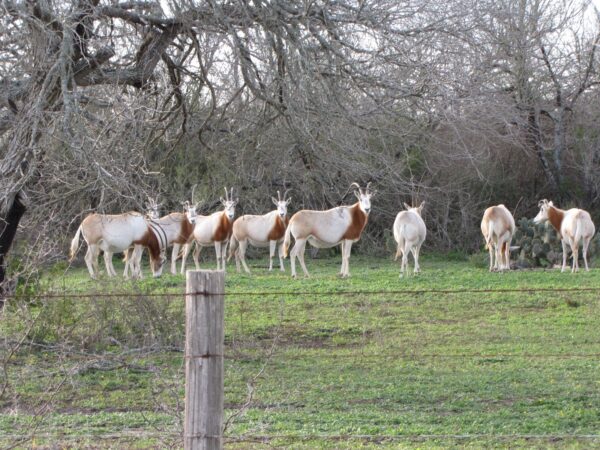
[342,203,368,240]
[547,206,564,237]
[176,215,195,244]
[134,229,161,267]
[268,215,288,241]
[214,213,233,241]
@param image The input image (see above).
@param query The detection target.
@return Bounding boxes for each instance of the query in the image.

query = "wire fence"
[2,285,600,447]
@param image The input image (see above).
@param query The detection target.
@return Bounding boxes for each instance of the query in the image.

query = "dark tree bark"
[0,192,26,299]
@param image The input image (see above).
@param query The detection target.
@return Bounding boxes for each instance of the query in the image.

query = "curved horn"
[283,189,291,201]
[349,182,363,195]
[223,187,229,202]
[277,190,282,202]
[191,184,198,205]
[230,187,234,202]
[365,181,372,194]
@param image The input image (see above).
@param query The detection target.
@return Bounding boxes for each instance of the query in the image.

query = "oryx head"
[271,189,292,219]
[183,184,203,225]
[533,199,553,224]
[182,201,198,225]
[145,196,161,220]
[351,182,374,215]
[151,251,166,278]
[220,187,238,220]
[403,201,425,216]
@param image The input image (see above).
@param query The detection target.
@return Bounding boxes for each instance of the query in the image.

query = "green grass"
[2,253,600,448]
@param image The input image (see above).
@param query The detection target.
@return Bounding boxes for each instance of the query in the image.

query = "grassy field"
[2,253,600,448]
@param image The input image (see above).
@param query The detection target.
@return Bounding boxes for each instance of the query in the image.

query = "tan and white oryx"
[124,199,199,277]
[180,187,238,272]
[480,204,515,271]
[533,199,595,272]
[69,208,167,279]
[393,202,426,276]
[229,190,291,273]
[283,182,373,278]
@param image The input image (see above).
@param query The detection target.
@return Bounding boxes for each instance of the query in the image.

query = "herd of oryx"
[69,182,596,279]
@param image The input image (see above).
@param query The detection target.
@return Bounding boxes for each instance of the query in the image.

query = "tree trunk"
[0,192,26,300]
[527,108,559,192]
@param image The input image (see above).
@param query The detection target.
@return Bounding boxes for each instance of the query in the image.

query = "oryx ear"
[220,196,226,205]
[418,201,425,210]
[272,197,279,206]
[354,190,361,200]
[234,198,239,205]
[286,197,292,205]
[403,202,411,210]
[548,201,554,206]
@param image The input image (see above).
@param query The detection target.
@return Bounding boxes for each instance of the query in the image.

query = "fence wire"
[2,285,600,447]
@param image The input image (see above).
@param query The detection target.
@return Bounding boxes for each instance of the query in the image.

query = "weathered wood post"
[185,270,225,450]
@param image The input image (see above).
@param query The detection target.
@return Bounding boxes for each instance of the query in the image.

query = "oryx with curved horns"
[181,187,238,272]
[533,199,595,272]
[229,189,292,273]
[69,204,167,279]
[283,182,373,278]
[124,190,200,277]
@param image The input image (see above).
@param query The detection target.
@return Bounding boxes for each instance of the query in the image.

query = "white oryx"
[393,202,426,276]
[124,200,199,277]
[229,190,291,273]
[533,199,595,272]
[480,204,515,272]
[69,210,166,279]
[283,182,372,278]
[180,187,238,272]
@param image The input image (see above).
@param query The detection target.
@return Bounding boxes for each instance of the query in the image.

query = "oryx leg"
[570,238,579,273]
[411,243,421,274]
[583,236,591,272]
[214,241,222,270]
[561,240,568,272]
[341,240,353,278]
[84,245,99,279]
[123,247,132,279]
[268,240,277,271]
[401,240,412,276]
[131,245,144,279]
[103,251,116,277]
[171,243,181,275]
[234,245,241,273]
[221,240,228,270]
[495,241,504,272]
[290,238,309,278]
[180,242,192,274]
[238,240,251,273]
[277,242,285,272]
[488,242,495,272]
[193,242,203,270]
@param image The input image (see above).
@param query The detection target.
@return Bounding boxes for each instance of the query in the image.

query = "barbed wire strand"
[3,286,600,300]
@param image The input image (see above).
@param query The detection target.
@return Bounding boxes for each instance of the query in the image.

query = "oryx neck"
[547,206,564,235]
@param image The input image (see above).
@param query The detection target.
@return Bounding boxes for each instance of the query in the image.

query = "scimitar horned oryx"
[229,190,292,273]
[180,187,238,272]
[283,182,373,278]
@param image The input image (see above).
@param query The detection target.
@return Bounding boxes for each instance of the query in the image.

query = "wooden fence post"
[185,270,225,450]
